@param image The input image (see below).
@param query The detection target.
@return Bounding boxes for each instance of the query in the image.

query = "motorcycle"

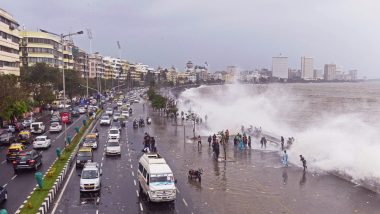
[133,120,138,129]
[139,119,145,127]
[188,168,203,182]
[146,117,152,125]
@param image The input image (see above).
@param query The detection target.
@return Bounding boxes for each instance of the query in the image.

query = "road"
[0,112,88,213]
[52,101,195,214]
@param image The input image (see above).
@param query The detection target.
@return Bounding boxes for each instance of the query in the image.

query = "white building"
[301,57,314,80]
[272,56,288,79]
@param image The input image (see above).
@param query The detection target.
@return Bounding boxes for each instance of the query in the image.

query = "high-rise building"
[349,70,357,80]
[62,40,74,69]
[313,69,323,80]
[88,53,104,79]
[324,64,337,81]
[272,56,288,79]
[73,47,88,77]
[301,57,314,80]
[0,8,20,76]
[19,31,63,68]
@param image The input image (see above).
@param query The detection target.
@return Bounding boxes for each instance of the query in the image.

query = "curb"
[15,114,100,214]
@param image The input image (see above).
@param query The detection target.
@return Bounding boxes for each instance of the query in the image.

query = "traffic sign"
[60,112,70,124]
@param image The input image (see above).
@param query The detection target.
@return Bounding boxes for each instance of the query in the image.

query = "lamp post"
[40,29,83,146]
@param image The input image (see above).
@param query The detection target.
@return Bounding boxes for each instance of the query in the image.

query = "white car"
[49,122,62,133]
[117,101,123,106]
[78,106,86,114]
[113,112,121,121]
[121,111,129,117]
[105,108,114,115]
[30,122,45,134]
[100,115,111,126]
[80,162,102,192]
[33,136,51,149]
[108,127,120,140]
[106,139,121,156]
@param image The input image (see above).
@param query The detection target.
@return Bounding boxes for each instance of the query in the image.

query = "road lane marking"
[2,183,8,188]
[132,171,134,176]
[51,155,77,214]
[176,188,180,193]
[96,210,99,214]
[102,157,104,161]
[11,175,17,180]
[133,179,136,186]
[136,190,139,197]
[130,164,133,169]
[101,163,103,167]
[183,198,188,207]
[1,160,6,164]
[140,203,143,211]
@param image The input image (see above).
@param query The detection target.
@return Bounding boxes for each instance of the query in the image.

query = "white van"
[138,153,176,202]
[30,122,46,134]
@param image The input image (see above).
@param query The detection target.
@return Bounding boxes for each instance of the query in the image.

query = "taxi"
[6,143,27,162]
[82,134,98,149]
[76,147,93,168]
[18,130,33,144]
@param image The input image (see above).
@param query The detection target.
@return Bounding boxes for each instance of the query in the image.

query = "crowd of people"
[142,132,156,153]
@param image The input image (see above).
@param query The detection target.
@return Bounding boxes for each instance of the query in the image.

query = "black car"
[13,150,42,173]
[71,108,80,117]
[0,131,16,145]
[0,186,7,203]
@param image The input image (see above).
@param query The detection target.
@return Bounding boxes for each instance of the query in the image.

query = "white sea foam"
[177,83,380,182]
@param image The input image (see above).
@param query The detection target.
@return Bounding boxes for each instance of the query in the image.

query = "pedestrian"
[281,136,285,151]
[260,137,264,148]
[212,134,217,144]
[208,135,212,147]
[263,137,267,149]
[282,150,288,167]
[213,141,220,160]
[197,135,202,146]
[300,155,307,171]
[248,136,251,148]
[225,129,229,143]
[150,137,156,152]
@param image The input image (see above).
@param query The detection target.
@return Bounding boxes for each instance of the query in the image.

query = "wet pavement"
[51,100,380,214]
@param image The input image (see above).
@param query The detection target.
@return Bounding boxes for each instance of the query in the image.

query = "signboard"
[60,112,70,124]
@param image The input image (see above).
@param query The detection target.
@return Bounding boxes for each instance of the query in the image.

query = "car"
[22,118,35,128]
[134,99,140,103]
[13,149,42,172]
[106,138,121,156]
[30,122,46,134]
[0,186,8,203]
[3,124,15,133]
[82,134,98,149]
[108,127,120,140]
[80,162,102,192]
[49,122,62,133]
[0,131,16,145]
[50,115,60,123]
[112,121,122,131]
[76,147,93,168]
[18,130,33,144]
[78,106,86,114]
[121,110,129,118]
[33,136,51,149]
[117,100,123,106]
[71,108,80,117]
[105,108,114,115]
[6,143,27,161]
[113,112,121,121]
[100,115,111,126]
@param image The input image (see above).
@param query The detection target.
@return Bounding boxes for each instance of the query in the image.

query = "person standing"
[260,137,264,148]
[208,135,212,147]
[225,129,229,143]
[281,136,285,151]
[197,135,202,146]
[263,137,267,149]
[282,150,288,167]
[248,136,252,148]
[300,155,307,171]
[150,137,156,152]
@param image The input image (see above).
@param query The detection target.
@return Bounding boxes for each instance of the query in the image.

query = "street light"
[40,29,83,146]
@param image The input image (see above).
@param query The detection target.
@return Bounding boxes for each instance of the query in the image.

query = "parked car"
[106,138,121,156]
[80,162,102,192]
[13,149,42,172]
[76,147,93,168]
[18,130,33,144]
[6,143,27,162]
[100,115,111,126]
[49,122,62,133]
[30,122,46,134]
[32,135,51,149]
[0,131,16,145]
[0,186,7,203]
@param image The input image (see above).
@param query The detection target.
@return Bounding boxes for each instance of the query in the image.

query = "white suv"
[100,115,111,126]
[33,136,51,149]
[80,162,102,192]
[106,138,121,156]
[108,127,120,140]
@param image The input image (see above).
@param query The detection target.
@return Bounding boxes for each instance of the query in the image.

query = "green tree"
[0,75,29,120]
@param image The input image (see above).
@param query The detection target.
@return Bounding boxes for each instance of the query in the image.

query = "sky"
[3,0,380,78]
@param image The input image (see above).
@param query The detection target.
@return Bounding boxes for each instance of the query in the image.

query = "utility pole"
[86,29,92,99]
[117,41,121,93]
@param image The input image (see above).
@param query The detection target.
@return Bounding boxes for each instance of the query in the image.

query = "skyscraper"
[301,57,314,80]
[272,56,288,79]
[324,64,337,81]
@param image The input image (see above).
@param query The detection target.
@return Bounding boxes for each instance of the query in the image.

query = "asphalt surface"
[0,111,88,213]
[52,102,195,214]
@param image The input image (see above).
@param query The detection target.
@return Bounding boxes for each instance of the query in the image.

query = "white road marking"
[96,209,99,214]
[130,164,133,169]
[140,202,143,211]
[132,171,134,176]
[136,190,139,197]
[51,155,77,214]
[101,163,103,167]
[133,179,136,186]
[176,188,180,193]
[183,198,188,207]
[102,157,104,161]
[2,183,8,188]
[1,160,6,164]
[11,175,17,180]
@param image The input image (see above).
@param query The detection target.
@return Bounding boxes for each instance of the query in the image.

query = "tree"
[63,69,86,99]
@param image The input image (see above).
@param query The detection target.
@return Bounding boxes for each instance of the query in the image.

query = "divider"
[16,110,102,214]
